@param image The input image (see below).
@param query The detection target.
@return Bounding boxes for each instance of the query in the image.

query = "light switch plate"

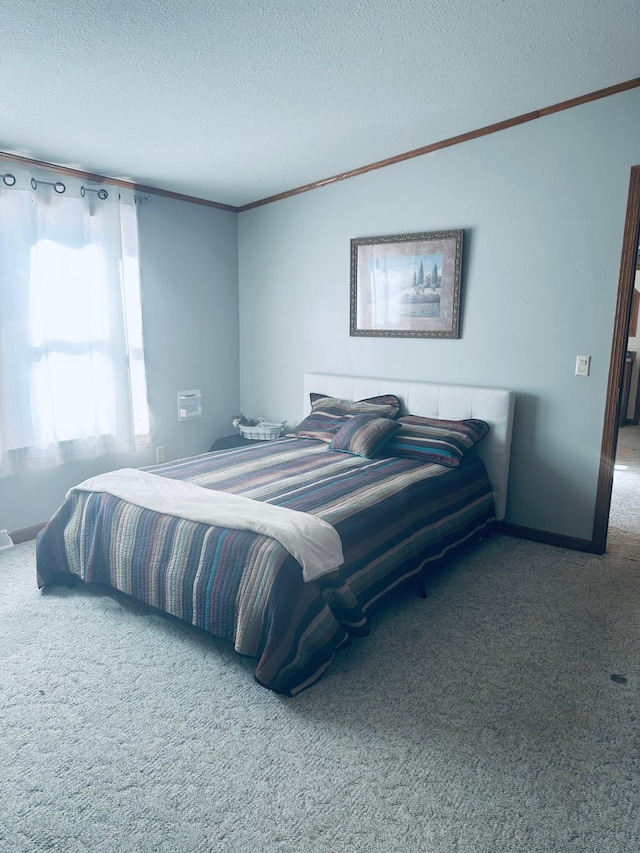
[575,355,591,376]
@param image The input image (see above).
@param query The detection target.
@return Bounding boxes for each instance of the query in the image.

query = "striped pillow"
[287,394,400,443]
[329,414,402,458]
[309,393,401,419]
[384,415,489,468]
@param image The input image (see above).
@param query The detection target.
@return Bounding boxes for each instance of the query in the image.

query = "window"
[0,170,149,478]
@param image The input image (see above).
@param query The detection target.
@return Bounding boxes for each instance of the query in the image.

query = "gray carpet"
[1,472,639,851]
[607,424,640,556]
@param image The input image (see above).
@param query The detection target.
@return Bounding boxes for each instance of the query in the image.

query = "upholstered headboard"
[302,373,515,521]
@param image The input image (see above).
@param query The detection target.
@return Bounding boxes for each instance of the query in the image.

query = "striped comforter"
[36,437,495,694]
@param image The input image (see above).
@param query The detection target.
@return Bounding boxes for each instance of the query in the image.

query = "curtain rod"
[1,171,151,203]
[0,151,237,211]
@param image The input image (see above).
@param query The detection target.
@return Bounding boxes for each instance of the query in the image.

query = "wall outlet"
[156,446,165,463]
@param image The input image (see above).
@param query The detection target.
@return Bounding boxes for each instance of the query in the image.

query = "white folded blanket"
[67,468,344,581]
[67,468,344,582]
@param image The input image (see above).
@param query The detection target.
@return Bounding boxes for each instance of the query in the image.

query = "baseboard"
[10,522,47,544]
[495,521,600,554]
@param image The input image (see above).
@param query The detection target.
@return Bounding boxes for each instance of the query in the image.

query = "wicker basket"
[238,419,287,441]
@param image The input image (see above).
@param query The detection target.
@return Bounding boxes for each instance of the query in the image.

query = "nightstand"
[209,434,254,452]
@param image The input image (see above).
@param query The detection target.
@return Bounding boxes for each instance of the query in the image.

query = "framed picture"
[350,229,464,338]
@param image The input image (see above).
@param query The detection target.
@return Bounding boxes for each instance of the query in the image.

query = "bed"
[36,373,515,695]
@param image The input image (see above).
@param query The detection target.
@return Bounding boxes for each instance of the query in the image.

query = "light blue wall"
[137,195,239,459]
[0,187,239,531]
[4,89,638,539]
[238,88,640,541]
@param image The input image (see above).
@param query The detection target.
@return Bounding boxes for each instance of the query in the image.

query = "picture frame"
[350,229,464,338]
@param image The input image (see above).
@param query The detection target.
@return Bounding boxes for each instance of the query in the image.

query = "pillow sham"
[384,415,489,468]
[287,394,401,443]
[329,414,402,458]
[309,393,401,419]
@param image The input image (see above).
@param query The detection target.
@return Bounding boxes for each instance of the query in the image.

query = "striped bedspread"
[36,437,495,695]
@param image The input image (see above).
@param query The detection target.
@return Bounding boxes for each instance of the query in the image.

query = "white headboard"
[302,373,515,521]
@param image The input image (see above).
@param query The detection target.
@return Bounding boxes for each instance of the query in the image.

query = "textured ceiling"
[1,0,638,208]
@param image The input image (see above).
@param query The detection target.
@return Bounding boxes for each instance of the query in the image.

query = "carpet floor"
[1,452,639,852]
[608,424,640,557]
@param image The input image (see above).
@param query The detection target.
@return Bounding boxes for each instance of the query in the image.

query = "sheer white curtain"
[0,169,149,478]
